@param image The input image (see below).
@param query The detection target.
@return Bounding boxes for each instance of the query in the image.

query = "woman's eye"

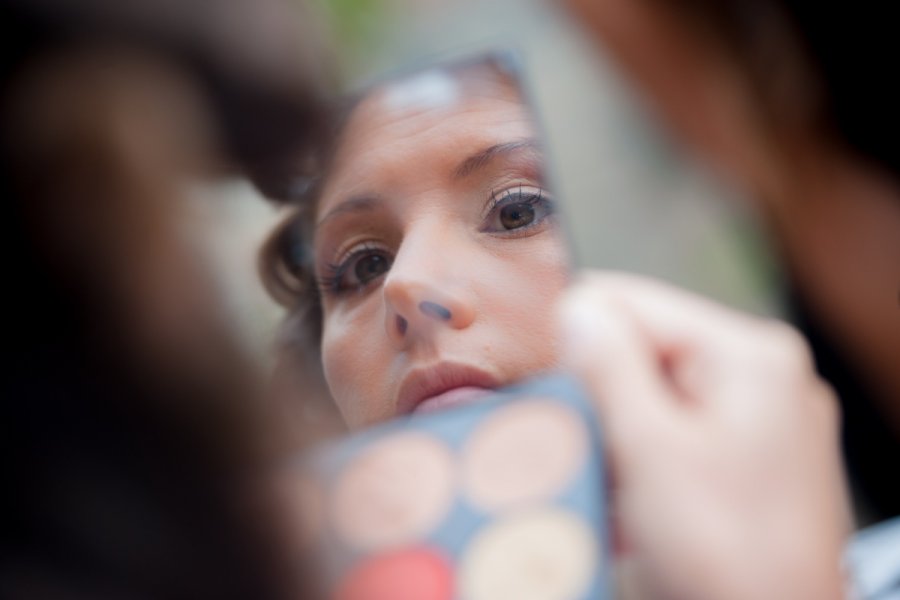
[499,202,536,229]
[319,246,392,295]
[353,252,390,284]
[483,188,554,233]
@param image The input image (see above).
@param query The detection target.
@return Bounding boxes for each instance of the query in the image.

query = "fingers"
[559,271,818,414]
[570,271,767,351]
[557,271,849,600]
[557,276,677,461]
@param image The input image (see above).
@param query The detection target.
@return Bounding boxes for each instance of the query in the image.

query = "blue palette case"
[295,374,611,600]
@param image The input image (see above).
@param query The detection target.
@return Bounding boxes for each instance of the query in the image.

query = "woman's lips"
[396,362,499,415]
[413,386,493,414]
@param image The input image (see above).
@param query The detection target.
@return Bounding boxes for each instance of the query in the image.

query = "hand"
[558,272,850,600]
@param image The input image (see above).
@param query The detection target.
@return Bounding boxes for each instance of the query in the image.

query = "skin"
[312,71,568,428]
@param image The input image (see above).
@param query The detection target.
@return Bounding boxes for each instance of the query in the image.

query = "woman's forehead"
[324,109,527,214]
[313,68,534,219]
[343,68,525,145]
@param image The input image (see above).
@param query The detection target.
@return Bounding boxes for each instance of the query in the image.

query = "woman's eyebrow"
[453,138,541,180]
[316,196,379,229]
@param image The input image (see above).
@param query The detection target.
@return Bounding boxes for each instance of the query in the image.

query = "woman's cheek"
[321,313,390,429]
[492,238,569,368]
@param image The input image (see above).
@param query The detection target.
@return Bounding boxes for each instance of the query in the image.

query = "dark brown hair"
[1,1,327,597]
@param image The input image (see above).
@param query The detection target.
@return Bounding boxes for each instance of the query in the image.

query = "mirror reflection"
[262,55,567,430]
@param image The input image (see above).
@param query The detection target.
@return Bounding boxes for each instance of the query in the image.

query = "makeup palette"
[294,374,611,600]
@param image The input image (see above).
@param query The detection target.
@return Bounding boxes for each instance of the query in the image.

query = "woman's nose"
[382,261,476,345]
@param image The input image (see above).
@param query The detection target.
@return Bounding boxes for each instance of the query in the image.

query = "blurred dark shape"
[642,0,900,522]
[1,0,330,171]
[776,0,900,179]
[790,295,900,524]
[1,0,329,598]
[772,0,900,523]
[649,0,900,182]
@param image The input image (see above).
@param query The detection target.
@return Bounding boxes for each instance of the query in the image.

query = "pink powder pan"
[294,374,611,600]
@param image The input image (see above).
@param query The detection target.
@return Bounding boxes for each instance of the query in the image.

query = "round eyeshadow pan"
[335,547,453,600]
[331,431,456,550]
[458,507,599,600]
[461,398,588,512]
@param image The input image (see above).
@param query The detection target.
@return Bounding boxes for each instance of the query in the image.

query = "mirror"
[258,52,567,432]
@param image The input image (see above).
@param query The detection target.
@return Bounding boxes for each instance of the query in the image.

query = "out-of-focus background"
[195,0,784,371]
[7,5,897,595]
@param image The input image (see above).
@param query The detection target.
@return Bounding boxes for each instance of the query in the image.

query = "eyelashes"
[316,186,555,298]
[316,242,393,296]
[481,186,554,234]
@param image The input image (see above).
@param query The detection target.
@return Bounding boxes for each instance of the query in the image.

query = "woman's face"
[313,70,569,428]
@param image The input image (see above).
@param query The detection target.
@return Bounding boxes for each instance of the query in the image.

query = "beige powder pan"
[330,431,456,551]
[461,398,589,512]
[458,507,598,600]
